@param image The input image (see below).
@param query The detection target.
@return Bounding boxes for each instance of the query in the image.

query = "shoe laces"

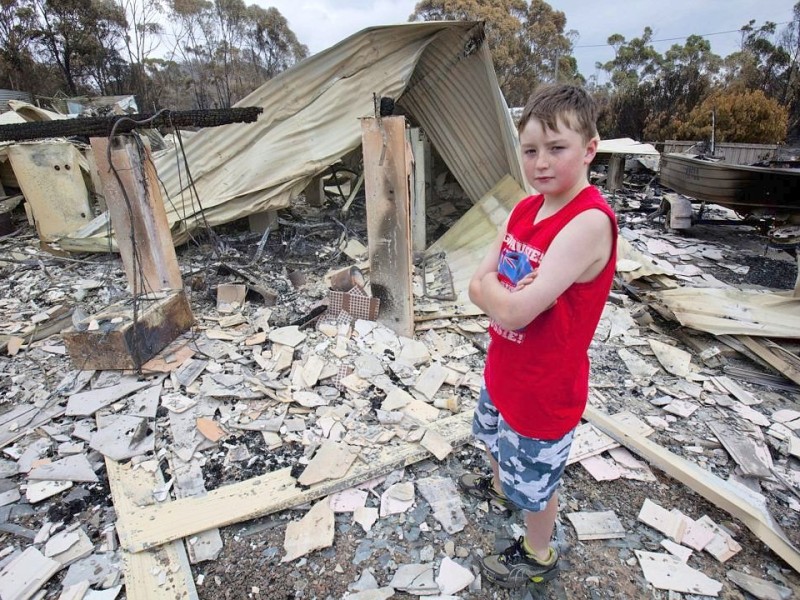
[476,476,494,492]
[498,537,527,564]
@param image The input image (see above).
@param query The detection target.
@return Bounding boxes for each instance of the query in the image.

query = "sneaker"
[458,473,515,511]
[480,536,559,588]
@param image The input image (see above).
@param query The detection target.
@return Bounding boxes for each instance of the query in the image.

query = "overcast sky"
[257,0,795,80]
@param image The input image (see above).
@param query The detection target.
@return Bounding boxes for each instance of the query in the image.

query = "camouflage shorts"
[472,387,574,512]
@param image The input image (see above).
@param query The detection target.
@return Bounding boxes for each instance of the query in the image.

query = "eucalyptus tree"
[0,0,40,89]
[409,0,576,106]
[32,0,127,95]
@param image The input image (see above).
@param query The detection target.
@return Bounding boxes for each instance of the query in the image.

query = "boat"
[658,153,800,218]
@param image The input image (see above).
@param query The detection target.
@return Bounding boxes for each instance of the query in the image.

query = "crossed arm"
[468,209,613,331]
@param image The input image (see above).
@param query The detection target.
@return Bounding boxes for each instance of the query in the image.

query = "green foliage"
[409,0,577,106]
[3,0,798,140]
[594,5,799,143]
[0,0,41,90]
[32,0,128,95]
[674,89,788,143]
[163,0,308,109]
[0,0,305,109]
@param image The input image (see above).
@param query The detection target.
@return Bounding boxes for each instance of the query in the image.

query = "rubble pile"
[0,178,798,599]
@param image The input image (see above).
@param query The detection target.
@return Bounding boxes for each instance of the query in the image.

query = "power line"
[573,21,791,49]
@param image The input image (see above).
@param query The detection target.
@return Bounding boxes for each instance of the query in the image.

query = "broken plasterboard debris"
[580,454,621,481]
[726,570,793,600]
[696,515,742,562]
[635,550,722,596]
[714,375,760,406]
[708,421,773,478]
[161,393,198,414]
[216,283,246,313]
[420,429,453,461]
[298,441,359,486]
[196,417,226,443]
[637,499,686,542]
[730,402,771,427]
[566,510,626,540]
[61,553,120,588]
[0,546,61,600]
[328,488,368,513]
[677,515,717,551]
[567,422,617,464]
[416,477,466,534]
[617,348,659,380]
[660,539,693,562]
[90,414,155,461]
[268,326,306,348]
[59,581,91,600]
[435,556,475,595]
[607,447,656,481]
[402,399,440,424]
[413,363,448,400]
[380,481,415,517]
[389,563,438,595]
[65,378,153,417]
[281,499,334,562]
[0,480,21,506]
[648,339,694,378]
[44,527,94,566]
[663,399,699,419]
[382,388,413,411]
[353,506,379,533]
[126,382,163,418]
[26,480,73,503]
[28,454,98,482]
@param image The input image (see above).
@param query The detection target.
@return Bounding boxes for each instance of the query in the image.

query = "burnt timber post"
[90,135,182,295]
[361,116,414,338]
[0,108,264,370]
[607,154,624,192]
[408,127,431,254]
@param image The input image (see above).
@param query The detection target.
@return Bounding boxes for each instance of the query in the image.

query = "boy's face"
[519,115,597,203]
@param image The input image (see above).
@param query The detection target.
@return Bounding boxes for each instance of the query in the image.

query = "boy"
[460,84,617,589]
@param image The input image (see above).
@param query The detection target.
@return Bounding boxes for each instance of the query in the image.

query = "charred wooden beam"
[0,107,262,142]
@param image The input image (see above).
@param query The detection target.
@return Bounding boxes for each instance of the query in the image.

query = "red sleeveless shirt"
[484,186,617,439]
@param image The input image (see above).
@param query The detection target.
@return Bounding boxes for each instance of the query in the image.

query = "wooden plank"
[104,456,198,599]
[118,411,472,553]
[584,401,800,573]
[362,116,414,337]
[90,136,183,295]
[170,460,223,563]
[735,335,800,387]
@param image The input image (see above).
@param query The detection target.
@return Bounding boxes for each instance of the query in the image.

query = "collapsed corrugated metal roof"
[58,21,523,253]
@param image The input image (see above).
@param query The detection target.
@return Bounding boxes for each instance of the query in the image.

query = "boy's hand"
[514,270,538,291]
[514,269,557,309]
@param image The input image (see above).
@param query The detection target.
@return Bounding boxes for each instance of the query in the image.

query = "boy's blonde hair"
[517,83,598,142]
